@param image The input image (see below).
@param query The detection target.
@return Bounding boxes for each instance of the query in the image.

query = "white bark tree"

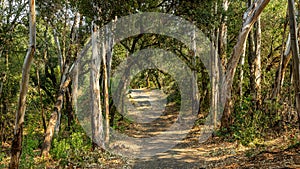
[41,12,80,157]
[254,16,262,106]
[90,21,104,149]
[221,0,270,129]
[10,0,36,168]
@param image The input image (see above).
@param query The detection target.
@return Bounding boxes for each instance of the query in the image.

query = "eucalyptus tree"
[0,0,28,145]
[10,0,36,168]
[221,0,270,129]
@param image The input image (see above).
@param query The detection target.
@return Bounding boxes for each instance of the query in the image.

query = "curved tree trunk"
[41,12,80,156]
[221,0,270,130]
[9,0,36,168]
[40,77,71,157]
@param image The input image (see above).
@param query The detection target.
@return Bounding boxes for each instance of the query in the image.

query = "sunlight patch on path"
[124,88,167,123]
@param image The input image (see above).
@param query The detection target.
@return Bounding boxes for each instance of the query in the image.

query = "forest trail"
[112,88,300,169]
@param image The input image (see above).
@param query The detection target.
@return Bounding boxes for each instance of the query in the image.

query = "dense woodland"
[0,0,300,168]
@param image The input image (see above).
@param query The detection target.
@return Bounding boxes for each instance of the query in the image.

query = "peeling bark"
[91,22,104,149]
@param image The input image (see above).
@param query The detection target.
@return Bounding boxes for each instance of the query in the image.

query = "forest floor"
[1,88,300,168]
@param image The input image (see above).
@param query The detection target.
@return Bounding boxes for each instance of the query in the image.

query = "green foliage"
[70,132,84,150]
[51,138,71,159]
[20,131,42,168]
[1,0,299,168]
[232,96,282,146]
[50,132,91,160]
[0,152,5,163]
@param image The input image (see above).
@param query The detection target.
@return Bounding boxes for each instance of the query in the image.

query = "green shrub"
[70,132,84,150]
[51,138,71,159]
[232,96,282,146]
[50,131,91,161]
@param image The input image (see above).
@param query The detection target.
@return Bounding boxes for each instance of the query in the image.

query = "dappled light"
[1,0,300,168]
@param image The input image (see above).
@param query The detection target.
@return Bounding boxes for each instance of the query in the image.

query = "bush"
[232,96,282,146]
[51,138,71,159]
[50,132,91,160]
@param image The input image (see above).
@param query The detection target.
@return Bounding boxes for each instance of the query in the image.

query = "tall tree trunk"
[54,12,79,134]
[192,24,198,117]
[239,44,247,104]
[41,39,92,156]
[91,22,104,149]
[219,0,228,68]
[246,0,262,107]
[247,0,256,98]
[254,16,262,106]
[9,0,36,168]
[103,27,110,143]
[238,0,248,98]
[53,30,64,134]
[221,0,270,130]
[210,2,220,128]
[288,0,300,128]
[41,12,80,149]
[211,1,220,129]
[271,13,290,100]
[106,16,117,87]
[108,17,117,126]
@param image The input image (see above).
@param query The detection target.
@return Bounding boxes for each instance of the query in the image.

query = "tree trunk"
[288,0,300,128]
[108,17,117,127]
[254,16,262,106]
[40,13,80,156]
[36,68,46,133]
[9,0,36,168]
[271,13,290,100]
[41,77,71,157]
[239,44,247,104]
[219,0,228,68]
[66,86,73,129]
[247,0,256,98]
[211,1,220,129]
[90,22,104,149]
[192,24,198,117]
[41,36,91,156]
[42,40,92,155]
[221,0,270,130]
[53,12,79,134]
[53,29,64,75]
[0,73,4,102]
[103,27,110,143]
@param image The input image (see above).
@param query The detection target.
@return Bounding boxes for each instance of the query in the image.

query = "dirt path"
[109,88,300,169]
